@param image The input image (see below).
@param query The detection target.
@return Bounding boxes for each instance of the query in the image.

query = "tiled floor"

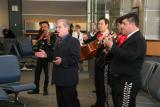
[0,70,160,107]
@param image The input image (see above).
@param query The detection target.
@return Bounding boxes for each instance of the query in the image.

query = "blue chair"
[16,37,36,71]
[0,55,36,106]
[16,37,33,57]
[0,38,17,55]
[0,88,8,101]
[3,38,17,55]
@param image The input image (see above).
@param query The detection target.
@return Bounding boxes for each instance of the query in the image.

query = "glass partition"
[144,0,160,40]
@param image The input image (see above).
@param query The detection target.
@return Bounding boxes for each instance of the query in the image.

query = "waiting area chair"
[0,38,17,55]
[16,37,36,71]
[0,55,36,106]
[140,60,157,91]
[147,62,160,101]
[0,88,8,101]
[140,59,160,104]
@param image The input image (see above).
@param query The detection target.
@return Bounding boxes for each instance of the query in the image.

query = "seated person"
[2,28,16,39]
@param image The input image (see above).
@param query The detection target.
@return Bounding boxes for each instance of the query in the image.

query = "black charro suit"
[52,34,80,107]
[33,33,56,94]
[108,30,146,107]
[92,32,113,107]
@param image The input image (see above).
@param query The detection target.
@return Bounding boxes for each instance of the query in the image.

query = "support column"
[87,0,91,32]
[87,0,96,78]
[8,0,22,37]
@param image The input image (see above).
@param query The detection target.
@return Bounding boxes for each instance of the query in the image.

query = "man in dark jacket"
[28,21,56,96]
[91,18,111,107]
[105,13,146,107]
[52,19,81,107]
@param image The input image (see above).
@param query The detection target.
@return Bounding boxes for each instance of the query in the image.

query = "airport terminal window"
[144,0,160,40]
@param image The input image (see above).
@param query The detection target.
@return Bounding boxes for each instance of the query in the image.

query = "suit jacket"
[109,31,146,79]
[46,33,57,62]
[52,34,80,86]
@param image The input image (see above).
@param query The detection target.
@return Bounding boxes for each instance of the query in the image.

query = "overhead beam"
[26,0,86,2]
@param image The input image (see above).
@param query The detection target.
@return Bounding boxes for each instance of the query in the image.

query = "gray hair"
[57,19,71,29]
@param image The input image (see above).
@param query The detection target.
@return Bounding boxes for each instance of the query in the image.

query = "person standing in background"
[69,24,74,35]
[72,24,84,72]
[72,24,84,46]
[114,16,128,47]
[88,22,98,39]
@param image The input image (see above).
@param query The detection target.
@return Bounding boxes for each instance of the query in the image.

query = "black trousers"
[94,64,106,105]
[55,85,80,107]
[34,58,49,90]
[109,75,141,107]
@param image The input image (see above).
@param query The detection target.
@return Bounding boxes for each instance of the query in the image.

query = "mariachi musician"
[89,18,114,107]
[105,13,146,107]
[28,21,56,96]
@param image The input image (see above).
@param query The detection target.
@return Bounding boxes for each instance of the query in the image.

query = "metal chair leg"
[13,93,26,107]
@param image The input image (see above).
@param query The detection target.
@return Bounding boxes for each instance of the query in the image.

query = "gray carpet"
[0,71,160,107]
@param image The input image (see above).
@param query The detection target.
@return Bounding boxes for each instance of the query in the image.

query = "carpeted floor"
[0,70,160,107]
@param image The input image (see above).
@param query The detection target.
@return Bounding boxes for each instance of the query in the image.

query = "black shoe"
[43,90,48,96]
[92,90,96,93]
[91,105,95,107]
[27,90,39,94]
[91,104,105,107]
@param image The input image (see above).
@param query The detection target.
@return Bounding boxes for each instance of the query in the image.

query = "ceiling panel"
[22,0,87,23]
[25,0,86,2]
[22,1,86,15]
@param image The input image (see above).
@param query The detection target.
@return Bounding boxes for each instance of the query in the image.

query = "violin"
[32,30,52,52]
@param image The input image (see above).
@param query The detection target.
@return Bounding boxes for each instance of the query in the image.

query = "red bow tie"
[96,33,103,38]
[117,34,128,47]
